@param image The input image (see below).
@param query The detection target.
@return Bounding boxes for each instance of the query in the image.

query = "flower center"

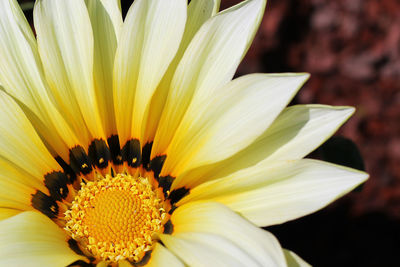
[64,173,166,262]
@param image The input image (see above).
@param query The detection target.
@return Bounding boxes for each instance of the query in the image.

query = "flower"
[0,0,368,266]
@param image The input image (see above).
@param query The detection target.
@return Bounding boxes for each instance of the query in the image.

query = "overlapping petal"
[178,160,367,226]
[0,91,61,179]
[35,0,104,145]
[113,0,187,146]
[284,250,311,267]
[86,0,123,137]
[0,0,79,160]
[174,105,355,188]
[166,73,309,185]
[143,0,221,143]
[162,201,287,266]
[0,211,84,266]
[151,0,266,159]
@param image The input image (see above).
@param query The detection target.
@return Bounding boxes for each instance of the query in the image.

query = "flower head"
[0,0,367,266]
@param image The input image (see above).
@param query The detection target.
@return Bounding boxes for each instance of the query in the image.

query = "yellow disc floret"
[64,173,165,262]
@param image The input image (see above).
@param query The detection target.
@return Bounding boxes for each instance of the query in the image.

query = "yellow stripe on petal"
[172,105,354,189]
[113,0,186,146]
[143,0,220,144]
[34,0,105,145]
[0,0,80,160]
[170,201,286,266]
[0,91,62,179]
[0,183,35,211]
[0,208,20,221]
[252,104,355,161]
[162,73,308,183]
[0,157,51,212]
[0,211,85,266]
[86,0,123,137]
[151,0,266,159]
[180,160,367,226]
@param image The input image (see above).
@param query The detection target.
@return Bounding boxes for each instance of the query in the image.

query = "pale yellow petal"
[34,0,104,145]
[0,90,61,180]
[0,176,35,211]
[179,160,367,226]
[151,0,266,159]
[113,0,186,146]
[143,0,220,144]
[284,249,311,267]
[146,243,185,267]
[0,208,20,220]
[160,232,261,267]
[170,201,286,266]
[162,74,308,183]
[86,0,123,137]
[0,211,84,266]
[0,0,80,159]
[174,105,354,189]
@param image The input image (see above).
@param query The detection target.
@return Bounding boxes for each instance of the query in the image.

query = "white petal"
[0,211,84,266]
[284,249,311,267]
[175,105,355,188]
[113,0,186,146]
[168,201,287,266]
[179,159,367,226]
[162,73,308,183]
[143,0,220,144]
[86,0,123,137]
[34,0,104,144]
[151,0,266,159]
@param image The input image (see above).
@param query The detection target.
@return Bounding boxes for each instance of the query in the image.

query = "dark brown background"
[18,0,400,266]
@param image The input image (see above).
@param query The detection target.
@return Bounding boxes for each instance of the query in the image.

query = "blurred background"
[18,0,400,266]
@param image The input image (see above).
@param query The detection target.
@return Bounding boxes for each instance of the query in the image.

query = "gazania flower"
[0,0,367,266]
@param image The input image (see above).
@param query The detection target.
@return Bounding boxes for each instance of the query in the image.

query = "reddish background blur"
[19,0,400,266]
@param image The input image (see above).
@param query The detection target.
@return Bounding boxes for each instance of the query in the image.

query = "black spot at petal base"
[69,146,92,175]
[141,142,153,171]
[149,155,166,179]
[158,176,174,196]
[107,135,123,165]
[122,139,141,168]
[31,190,59,219]
[55,156,77,184]
[163,220,174,234]
[67,260,95,267]
[88,139,111,169]
[131,250,152,266]
[169,187,190,205]
[44,171,69,201]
